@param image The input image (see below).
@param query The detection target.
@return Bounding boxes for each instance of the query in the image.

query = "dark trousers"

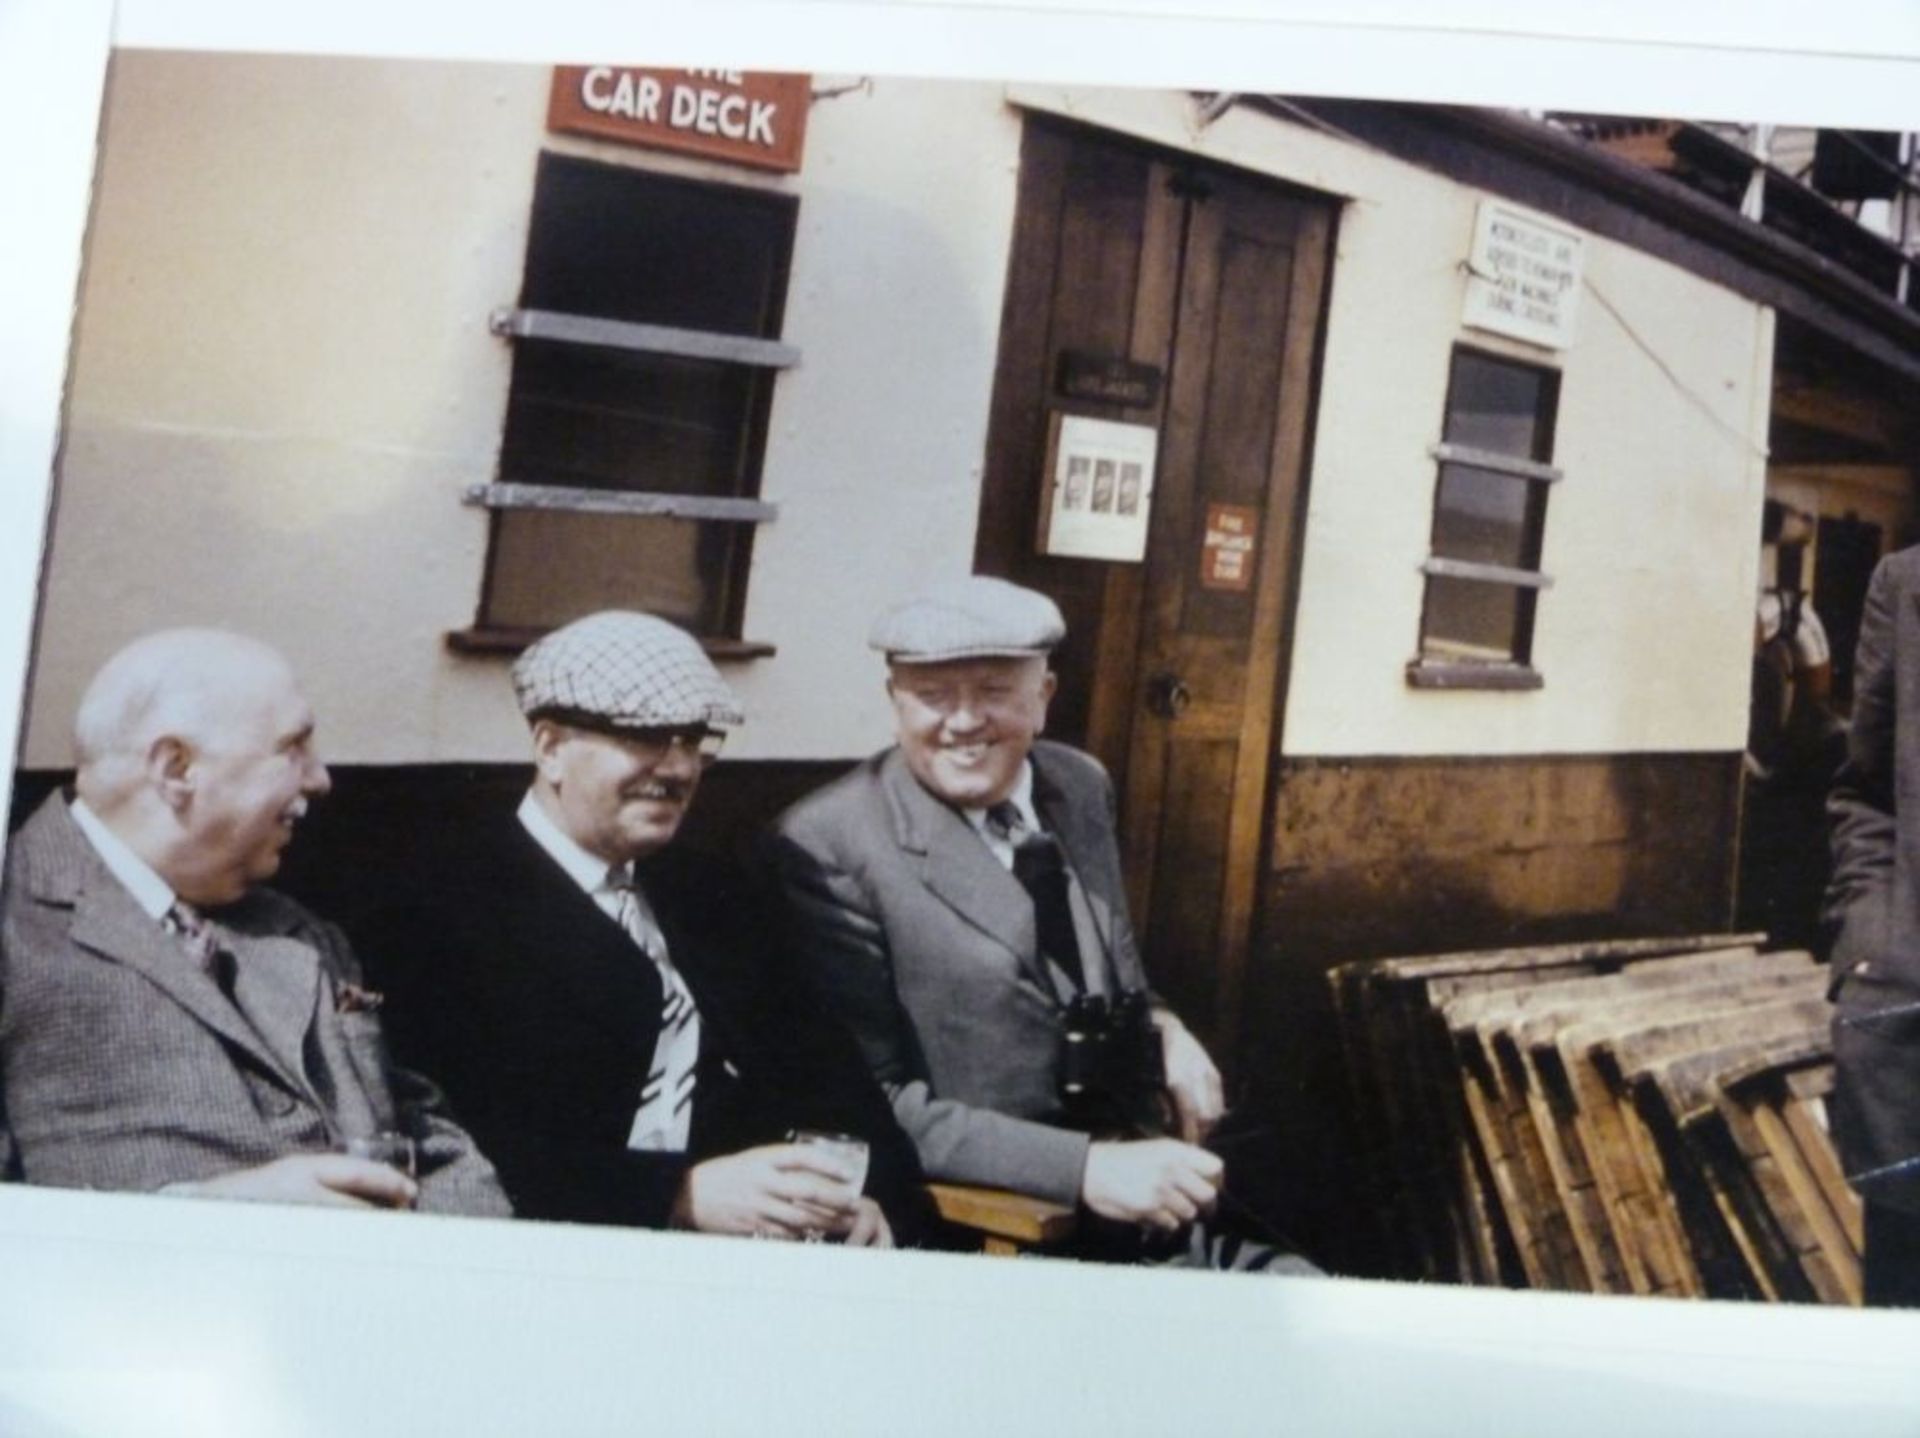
[1864,1200,1920,1307]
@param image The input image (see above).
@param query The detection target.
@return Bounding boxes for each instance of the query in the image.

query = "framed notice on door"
[1036,413,1158,562]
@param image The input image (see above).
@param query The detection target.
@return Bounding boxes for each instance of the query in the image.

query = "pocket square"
[335,982,386,1015]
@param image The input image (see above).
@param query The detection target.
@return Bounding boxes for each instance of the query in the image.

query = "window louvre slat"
[1406,661,1545,691]
[490,307,801,369]
[465,482,778,524]
[1421,556,1553,589]
[1428,442,1563,484]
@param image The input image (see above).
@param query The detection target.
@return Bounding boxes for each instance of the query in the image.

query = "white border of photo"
[3,4,1919,1435]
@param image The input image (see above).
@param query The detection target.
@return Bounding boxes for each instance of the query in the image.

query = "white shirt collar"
[69,797,177,921]
[517,790,626,897]
[962,760,1040,837]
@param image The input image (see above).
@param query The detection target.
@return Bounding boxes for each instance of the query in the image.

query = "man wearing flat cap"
[771,577,1311,1268]
[360,611,931,1244]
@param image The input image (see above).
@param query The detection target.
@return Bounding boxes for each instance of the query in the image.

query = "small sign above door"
[1200,503,1258,591]
[1055,350,1164,408]
[548,68,811,174]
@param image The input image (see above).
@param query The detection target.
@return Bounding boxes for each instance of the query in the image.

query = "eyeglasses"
[538,711,730,764]
[619,726,727,764]
[892,679,1028,717]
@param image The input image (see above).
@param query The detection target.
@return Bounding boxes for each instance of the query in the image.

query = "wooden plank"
[1604,986,1830,1081]
[1642,1030,1834,1302]
[1704,1059,1861,1304]
[1332,935,1867,1301]
[1513,1038,1630,1290]
[1335,965,1434,1277]
[1553,1023,1702,1295]
[1374,933,1766,986]
[927,1183,1077,1248]
[1674,1096,1799,1301]
[1374,971,1505,1282]
[1334,935,1795,1288]
[1329,960,1411,1275]
[1509,963,1821,1293]
[1779,1069,1865,1256]
[1465,952,1814,1292]
[1605,991,1831,1300]
[1458,1044,1552,1285]
[1440,946,1797,1032]
[1748,1096,1861,1304]
[1457,1014,1586,1288]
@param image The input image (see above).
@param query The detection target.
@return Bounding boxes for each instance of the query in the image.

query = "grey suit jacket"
[0,795,508,1216]
[1826,545,1920,1213]
[770,740,1149,1204]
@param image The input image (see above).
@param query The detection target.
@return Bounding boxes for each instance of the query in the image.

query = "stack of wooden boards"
[1331,934,1862,1303]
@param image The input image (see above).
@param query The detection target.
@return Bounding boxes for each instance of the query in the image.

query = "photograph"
[1090,458,1118,515]
[3,7,1920,1433]
[1064,455,1090,511]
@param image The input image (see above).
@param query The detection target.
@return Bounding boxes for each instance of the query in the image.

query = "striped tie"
[167,901,238,998]
[611,872,701,1153]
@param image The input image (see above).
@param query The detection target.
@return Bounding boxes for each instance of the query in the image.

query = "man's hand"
[671,1143,864,1240]
[1080,1138,1223,1230]
[1153,1009,1225,1145]
[840,1196,894,1249]
[163,1154,418,1209]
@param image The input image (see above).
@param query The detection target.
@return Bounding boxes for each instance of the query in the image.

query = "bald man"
[0,629,508,1215]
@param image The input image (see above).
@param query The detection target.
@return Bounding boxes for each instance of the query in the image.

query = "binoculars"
[1057,989,1167,1136]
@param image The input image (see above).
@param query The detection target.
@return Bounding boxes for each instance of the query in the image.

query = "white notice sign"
[1037,414,1158,563]
[1462,200,1585,350]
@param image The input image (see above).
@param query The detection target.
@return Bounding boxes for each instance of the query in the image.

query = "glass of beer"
[787,1129,869,1240]
[342,1130,419,1202]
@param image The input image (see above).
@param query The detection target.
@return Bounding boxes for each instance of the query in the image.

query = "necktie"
[167,901,238,998]
[610,870,701,1152]
[985,802,1085,990]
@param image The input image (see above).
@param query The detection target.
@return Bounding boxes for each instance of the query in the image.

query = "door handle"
[1145,672,1192,720]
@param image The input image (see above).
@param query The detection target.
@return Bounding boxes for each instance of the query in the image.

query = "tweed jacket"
[0,795,508,1215]
[1826,545,1920,1214]
[768,740,1151,1205]
[354,813,933,1239]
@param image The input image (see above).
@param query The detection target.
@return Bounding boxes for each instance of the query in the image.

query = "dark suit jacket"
[768,741,1150,1205]
[1826,545,1920,1213]
[0,795,508,1215]
[355,812,932,1238]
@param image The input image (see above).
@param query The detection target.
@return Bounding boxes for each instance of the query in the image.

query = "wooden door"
[975,119,1333,1065]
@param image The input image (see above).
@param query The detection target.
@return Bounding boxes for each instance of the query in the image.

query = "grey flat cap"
[512,611,744,729]
[869,576,1066,664]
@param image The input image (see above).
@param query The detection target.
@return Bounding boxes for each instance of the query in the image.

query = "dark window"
[1410,348,1561,689]
[468,154,797,644]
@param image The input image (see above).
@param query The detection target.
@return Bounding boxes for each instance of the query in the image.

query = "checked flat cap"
[869,576,1066,663]
[512,611,744,729]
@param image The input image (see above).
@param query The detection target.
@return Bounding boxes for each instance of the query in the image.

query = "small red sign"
[1200,503,1258,592]
[548,67,810,174]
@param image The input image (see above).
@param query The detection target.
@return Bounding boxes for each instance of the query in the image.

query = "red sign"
[1200,503,1258,592]
[548,67,810,174]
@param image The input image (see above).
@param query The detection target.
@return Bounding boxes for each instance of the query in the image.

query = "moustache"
[619,779,694,804]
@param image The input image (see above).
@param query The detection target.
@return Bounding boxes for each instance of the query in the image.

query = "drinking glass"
[787,1129,869,1240]
[342,1131,418,1182]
